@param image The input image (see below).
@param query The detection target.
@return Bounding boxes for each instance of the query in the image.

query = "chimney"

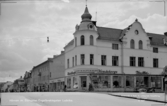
[61,51,64,54]
[149,36,152,41]
[92,21,96,26]
[164,32,167,36]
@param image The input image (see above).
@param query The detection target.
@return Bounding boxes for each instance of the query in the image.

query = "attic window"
[135,30,139,35]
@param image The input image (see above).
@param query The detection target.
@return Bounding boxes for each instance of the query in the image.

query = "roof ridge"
[97,26,123,30]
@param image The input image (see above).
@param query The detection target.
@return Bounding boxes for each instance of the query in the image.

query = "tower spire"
[86,0,87,7]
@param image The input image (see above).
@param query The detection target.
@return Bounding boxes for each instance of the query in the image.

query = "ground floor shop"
[49,77,65,92]
[65,70,164,92]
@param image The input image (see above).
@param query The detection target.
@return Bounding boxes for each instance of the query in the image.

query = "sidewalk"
[108,93,167,103]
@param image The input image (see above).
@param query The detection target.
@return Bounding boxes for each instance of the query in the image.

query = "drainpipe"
[120,38,125,92]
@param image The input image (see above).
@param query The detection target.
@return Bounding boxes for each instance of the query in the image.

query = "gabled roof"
[147,33,165,46]
[64,26,166,48]
[97,26,123,41]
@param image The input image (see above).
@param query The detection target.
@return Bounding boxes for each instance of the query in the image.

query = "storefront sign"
[68,72,76,75]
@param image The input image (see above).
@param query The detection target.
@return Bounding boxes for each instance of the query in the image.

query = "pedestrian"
[64,85,67,92]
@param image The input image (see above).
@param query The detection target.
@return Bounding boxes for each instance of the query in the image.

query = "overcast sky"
[0,0,166,82]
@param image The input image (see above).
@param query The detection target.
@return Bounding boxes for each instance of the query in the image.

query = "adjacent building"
[64,6,167,92]
[31,51,65,92]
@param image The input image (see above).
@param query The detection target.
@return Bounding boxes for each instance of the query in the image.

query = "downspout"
[120,36,125,92]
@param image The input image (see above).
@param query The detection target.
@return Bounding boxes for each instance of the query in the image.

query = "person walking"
[64,85,67,92]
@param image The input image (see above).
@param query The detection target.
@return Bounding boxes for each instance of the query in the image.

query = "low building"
[1,81,13,92]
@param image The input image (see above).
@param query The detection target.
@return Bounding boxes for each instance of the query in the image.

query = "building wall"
[50,53,65,80]
[64,21,167,77]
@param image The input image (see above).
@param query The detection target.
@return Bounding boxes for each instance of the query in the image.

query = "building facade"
[49,52,65,92]
[64,6,167,92]
[31,59,51,92]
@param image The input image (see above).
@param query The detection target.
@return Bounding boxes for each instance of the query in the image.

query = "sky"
[0,0,166,82]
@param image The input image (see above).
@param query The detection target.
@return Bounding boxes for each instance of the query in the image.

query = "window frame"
[101,55,107,66]
[112,44,119,50]
[130,57,136,66]
[139,40,143,49]
[130,39,135,49]
[112,56,119,66]
[90,54,94,65]
[80,35,85,45]
[80,54,85,65]
[138,57,144,67]
[90,35,94,45]
[153,58,159,68]
[153,47,158,53]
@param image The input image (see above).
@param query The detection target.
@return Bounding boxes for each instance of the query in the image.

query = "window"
[138,57,144,67]
[139,40,143,49]
[80,35,85,45]
[153,47,158,53]
[67,78,71,89]
[90,35,94,45]
[113,76,122,88]
[112,56,119,66]
[67,59,69,68]
[112,44,119,50]
[101,55,106,66]
[75,55,77,66]
[75,37,77,47]
[72,57,74,67]
[90,54,94,65]
[130,57,136,66]
[126,76,134,88]
[153,58,158,68]
[80,54,85,65]
[130,39,135,49]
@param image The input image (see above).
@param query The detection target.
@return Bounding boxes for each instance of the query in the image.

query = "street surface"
[111,92,167,102]
[0,92,165,106]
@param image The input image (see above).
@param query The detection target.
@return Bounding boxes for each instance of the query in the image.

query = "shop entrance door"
[80,76,87,89]
[144,77,149,87]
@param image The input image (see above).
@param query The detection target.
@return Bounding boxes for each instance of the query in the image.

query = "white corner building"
[64,6,167,92]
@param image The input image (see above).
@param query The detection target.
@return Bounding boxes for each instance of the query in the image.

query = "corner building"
[64,6,167,92]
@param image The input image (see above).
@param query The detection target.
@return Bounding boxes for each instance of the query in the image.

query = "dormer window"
[81,35,85,45]
[135,30,139,35]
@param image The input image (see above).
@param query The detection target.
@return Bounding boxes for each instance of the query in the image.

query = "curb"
[109,94,167,103]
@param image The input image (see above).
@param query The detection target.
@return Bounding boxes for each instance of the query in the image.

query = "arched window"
[80,35,85,45]
[75,37,77,47]
[139,40,143,49]
[90,35,94,45]
[130,39,135,49]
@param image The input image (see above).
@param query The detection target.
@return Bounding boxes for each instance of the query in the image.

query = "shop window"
[73,77,77,87]
[67,78,71,89]
[90,75,110,88]
[126,76,134,88]
[151,76,161,89]
[113,76,122,88]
